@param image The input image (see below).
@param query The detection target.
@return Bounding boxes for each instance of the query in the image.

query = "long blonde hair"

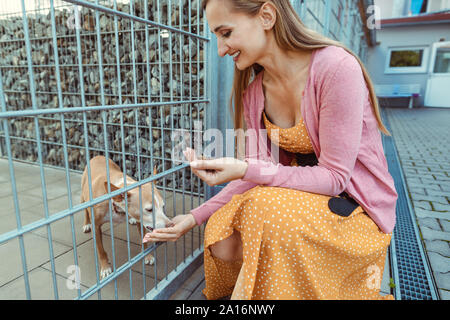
[202,0,390,157]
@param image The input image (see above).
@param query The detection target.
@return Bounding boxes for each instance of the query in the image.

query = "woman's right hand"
[142,214,197,243]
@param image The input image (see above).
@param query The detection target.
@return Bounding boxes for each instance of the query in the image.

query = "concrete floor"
[0,158,390,300]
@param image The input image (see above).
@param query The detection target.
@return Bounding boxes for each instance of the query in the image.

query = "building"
[366,0,450,108]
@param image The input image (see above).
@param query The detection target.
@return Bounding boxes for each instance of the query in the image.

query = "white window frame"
[385,46,430,74]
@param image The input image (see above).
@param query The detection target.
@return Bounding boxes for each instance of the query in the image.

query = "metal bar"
[20,0,59,299]
[3,113,203,132]
[112,0,133,299]
[75,242,161,300]
[94,0,119,299]
[0,99,209,119]
[143,0,153,300]
[156,0,167,286]
[62,0,208,41]
[196,2,202,257]
[73,4,102,297]
[168,0,178,275]
[176,0,183,270]
[0,60,202,70]
[0,63,32,301]
[128,0,148,299]
[49,0,81,299]
[0,163,187,245]
[323,0,332,36]
[143,248,204,300]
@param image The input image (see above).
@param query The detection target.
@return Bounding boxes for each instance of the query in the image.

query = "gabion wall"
[0,0,206,193]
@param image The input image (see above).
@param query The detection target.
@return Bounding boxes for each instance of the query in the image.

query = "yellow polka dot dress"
[202,111,394,300]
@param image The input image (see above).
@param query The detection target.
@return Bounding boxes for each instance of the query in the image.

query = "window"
[433,46,450,73]
[385,46,429,74]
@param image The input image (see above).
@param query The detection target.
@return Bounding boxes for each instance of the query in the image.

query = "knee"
[210,245,238,263]
[209,232,243,263]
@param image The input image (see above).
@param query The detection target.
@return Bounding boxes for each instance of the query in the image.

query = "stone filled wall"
[0,0,206,193]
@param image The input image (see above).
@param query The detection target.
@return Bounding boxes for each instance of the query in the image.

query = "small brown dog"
[80,155,171,279]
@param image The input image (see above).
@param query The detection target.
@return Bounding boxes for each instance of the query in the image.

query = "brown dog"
[80,155,171,279]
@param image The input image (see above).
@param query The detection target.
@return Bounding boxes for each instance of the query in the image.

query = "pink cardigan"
[190,46,398,234]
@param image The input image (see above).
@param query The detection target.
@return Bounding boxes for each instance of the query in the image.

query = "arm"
[190,178,258,225]
[242,56,365,196]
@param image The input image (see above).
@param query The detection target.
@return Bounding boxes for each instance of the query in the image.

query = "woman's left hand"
[184,148,248,186]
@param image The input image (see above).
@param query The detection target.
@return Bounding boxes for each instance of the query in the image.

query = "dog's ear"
[105,181,124,202]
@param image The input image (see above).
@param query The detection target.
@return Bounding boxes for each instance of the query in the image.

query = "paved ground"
[0,160,203,299]
[385,107,450,299]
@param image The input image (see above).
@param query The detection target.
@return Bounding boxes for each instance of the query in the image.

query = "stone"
[439,289,450,300]
[441,219,450,232]
[427,252,450,273]
[418,217,442,231]
[420,225,450,242]
[424,240,450,257]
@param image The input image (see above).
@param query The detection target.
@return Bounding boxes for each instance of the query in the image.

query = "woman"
[143,0,398,300]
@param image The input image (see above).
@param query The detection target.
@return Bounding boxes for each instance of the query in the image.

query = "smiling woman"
[149,0,398,301]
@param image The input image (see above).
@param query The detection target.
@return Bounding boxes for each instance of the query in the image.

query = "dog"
[80,155,171,279]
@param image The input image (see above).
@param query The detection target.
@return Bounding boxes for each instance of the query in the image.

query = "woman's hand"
[183,147,248,186]
[142,214,197,243]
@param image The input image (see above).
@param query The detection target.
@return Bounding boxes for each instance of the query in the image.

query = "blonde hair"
[202,0,390,157]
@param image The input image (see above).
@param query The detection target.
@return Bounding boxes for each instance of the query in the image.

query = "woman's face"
[205,0,271,70]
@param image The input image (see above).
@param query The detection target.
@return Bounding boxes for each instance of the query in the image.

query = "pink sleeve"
[242,55,365,196]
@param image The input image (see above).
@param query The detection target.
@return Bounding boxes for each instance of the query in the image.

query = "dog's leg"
[94,223,112,279]
[83,208,92,233]
[81,194,92,233]
[136,222,155,266]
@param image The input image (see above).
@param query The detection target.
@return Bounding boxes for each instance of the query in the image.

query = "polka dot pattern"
[202,114,394,300]
[263,110,314,156]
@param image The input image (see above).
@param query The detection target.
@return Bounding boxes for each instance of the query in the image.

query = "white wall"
[428,0,450,12]
[375,0,411,19]
[374,0,450,20]
[366,23,450,107]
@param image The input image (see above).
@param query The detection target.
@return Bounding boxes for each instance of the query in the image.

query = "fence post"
[323,0,332,37]
[204,29,235,200]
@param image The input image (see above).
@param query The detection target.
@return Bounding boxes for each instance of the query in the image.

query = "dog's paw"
[128,217,137,225]
[100,267,112,279]
[82,224,91,233]
[144,254,155,266]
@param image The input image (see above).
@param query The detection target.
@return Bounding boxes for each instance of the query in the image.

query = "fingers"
[183,148,198,162]
[191,167,220,186]
[143,233,177,242]
[183,148,219,185]
[142,228,181,243]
